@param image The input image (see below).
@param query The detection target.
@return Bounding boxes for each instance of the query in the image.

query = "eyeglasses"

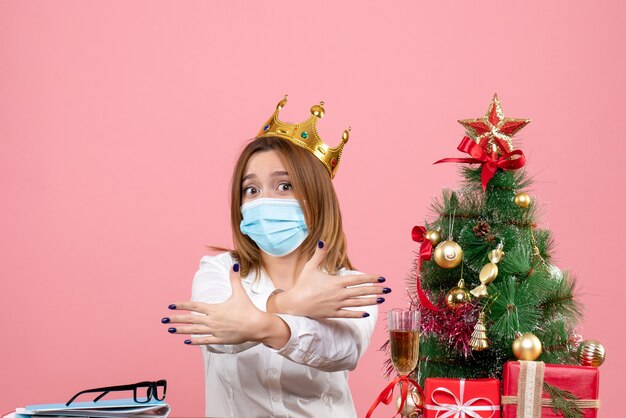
[65,380,167,406]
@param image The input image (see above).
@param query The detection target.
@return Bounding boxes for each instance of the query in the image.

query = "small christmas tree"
[370,95,603,418]
[403,94,584,382]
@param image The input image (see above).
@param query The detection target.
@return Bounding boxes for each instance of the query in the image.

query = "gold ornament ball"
[425,229,442,247]
[514,192,531,208]
[434,240,463,268]
[445,280,472,309]
[578,339,606,367]
[395,388,423,417]
[512,332,543,361]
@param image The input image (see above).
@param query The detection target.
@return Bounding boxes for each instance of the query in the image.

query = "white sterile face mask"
[239,198,309,257]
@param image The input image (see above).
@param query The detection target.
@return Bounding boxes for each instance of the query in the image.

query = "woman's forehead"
[243,150,288,177]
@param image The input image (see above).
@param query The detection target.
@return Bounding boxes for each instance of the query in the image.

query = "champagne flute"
[388,309,422,417]
[388,309,421,375]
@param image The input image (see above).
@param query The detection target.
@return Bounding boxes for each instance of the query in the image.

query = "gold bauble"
[479,262,499,285]
[395,388,423,417]
[512,332,542,361]
[445,279,472,309]
[578,339,606,367]
[425,229,442,247]
[434,240,463,268]
[514,192,531,208]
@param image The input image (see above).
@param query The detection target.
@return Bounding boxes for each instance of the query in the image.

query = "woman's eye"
[243,186,259,196]
[278,183,293,192]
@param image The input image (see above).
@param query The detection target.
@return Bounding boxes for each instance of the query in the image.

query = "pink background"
[1,1,624,416]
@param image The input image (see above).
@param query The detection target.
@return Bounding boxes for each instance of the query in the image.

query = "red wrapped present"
[502,361,600,417]
[424,377,501,418]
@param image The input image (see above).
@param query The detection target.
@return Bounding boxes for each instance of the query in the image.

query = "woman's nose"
[262,188,283,199]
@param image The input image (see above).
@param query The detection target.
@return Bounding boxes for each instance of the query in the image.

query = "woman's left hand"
[163,263,290,347]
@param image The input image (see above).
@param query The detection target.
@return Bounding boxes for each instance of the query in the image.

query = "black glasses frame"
[65,380,167,406]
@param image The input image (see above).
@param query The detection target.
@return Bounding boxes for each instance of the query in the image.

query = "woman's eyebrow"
[242,171,289,183]
[242,173,257,183]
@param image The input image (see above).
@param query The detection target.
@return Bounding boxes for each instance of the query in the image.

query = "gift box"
[424,377,501,418]
[502,361,600,417]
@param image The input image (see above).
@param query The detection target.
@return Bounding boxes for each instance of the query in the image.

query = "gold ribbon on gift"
[501,397,601,409]
[501,361,600,418]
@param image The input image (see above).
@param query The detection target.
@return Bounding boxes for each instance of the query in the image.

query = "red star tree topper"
[458,94,530,155]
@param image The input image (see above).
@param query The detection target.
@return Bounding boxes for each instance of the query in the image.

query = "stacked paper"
[3,398,170,418]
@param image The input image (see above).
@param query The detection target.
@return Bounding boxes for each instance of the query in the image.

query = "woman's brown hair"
[213,136,354,277]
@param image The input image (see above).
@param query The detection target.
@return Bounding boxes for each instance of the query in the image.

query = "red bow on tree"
[434,136,526,190]
[412,226,440,312]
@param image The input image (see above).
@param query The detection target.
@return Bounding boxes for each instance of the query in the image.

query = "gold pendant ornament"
[471,244,505,297]
[469,312,490,351]
[514,192,531,208]
[512,332,542,361]
[425,229,442,247]
[578,339,606,367]
[445,279,472,309]
[395,388,423,417]
[434,239,463,269]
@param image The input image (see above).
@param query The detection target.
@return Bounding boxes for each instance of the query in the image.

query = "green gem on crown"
[301,131,309,139]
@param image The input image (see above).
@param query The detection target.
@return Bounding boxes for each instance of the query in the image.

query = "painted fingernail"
[168,304,176,310]
[161,317,170,324]
[382,287,392,294]
[362,312,370,318]
[318,240,324,249]
[377,277,386,283]
[168,327,177,333]
[184,339,192,345]
[377,297,385,304]
[233,263,240,273]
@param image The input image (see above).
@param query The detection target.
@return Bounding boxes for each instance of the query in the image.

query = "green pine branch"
[543,382,584,418]
[488,277,543,341]
[540,271,583,324]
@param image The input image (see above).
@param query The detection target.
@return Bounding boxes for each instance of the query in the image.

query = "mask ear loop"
[297,197,313,232]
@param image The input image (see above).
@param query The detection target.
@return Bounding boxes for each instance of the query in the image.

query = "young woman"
[162,98,390,417]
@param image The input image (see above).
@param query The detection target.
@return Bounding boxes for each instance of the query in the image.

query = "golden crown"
[255,95,350,179]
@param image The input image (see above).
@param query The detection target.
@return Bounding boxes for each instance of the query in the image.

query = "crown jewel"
[256,95,350,179]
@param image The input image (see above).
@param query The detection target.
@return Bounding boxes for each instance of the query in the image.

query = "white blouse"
[191,252,378,418]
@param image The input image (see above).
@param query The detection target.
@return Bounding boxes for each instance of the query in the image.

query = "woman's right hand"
[269,240,390,319]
